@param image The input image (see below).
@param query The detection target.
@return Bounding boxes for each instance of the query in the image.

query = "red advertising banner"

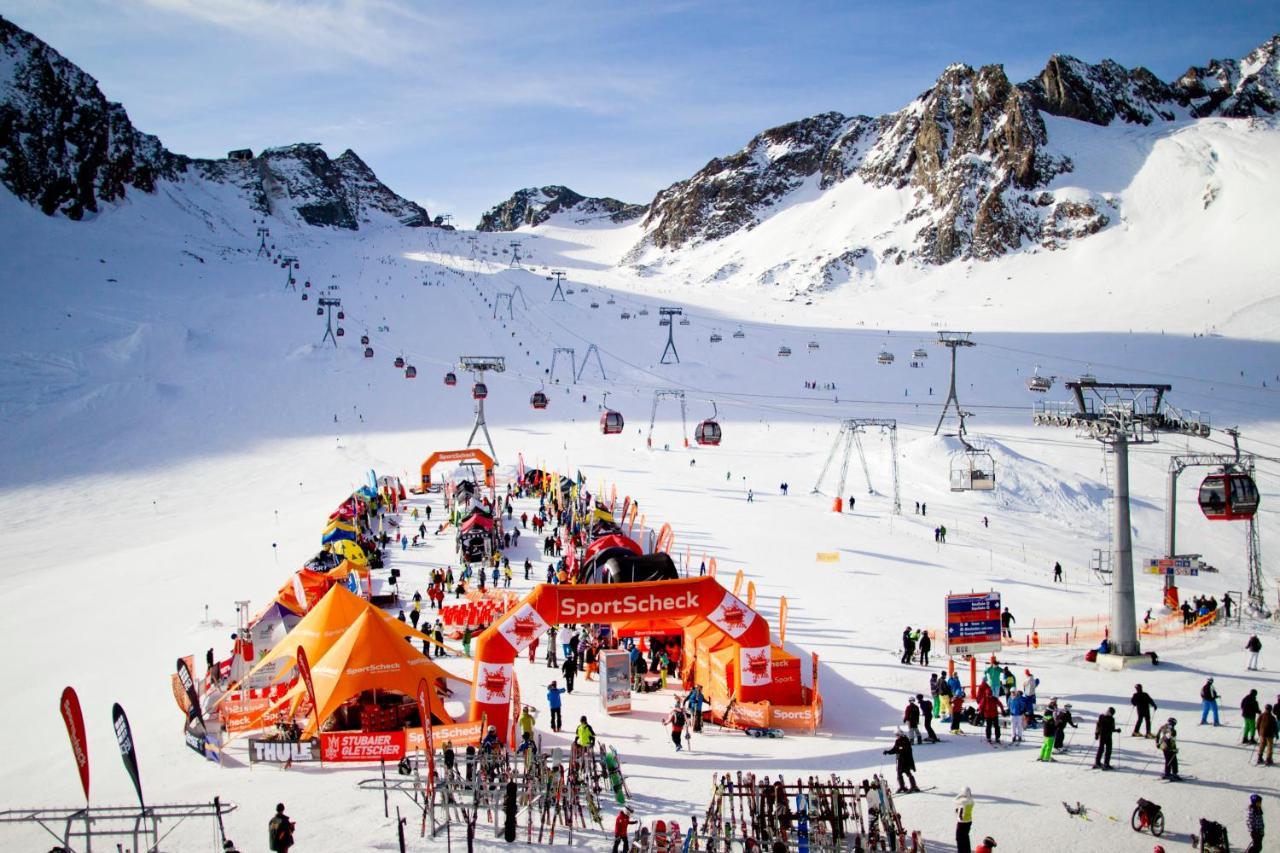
[296,646,319,730]
[320,731,406,762]
[59,686,90,803]
[416,679,435,797]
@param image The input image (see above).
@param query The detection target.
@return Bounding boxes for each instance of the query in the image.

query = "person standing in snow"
[950,693,965,734]
[1131,683,1158,737]
[1257,704,1276,766]
[1200,678,1222,726]
[904,697,923,744]
[546,681,565,732]
[562,655,578,693]
[1247,634,1263,671]
[883,730,919,793]
[1246,793,1265,853]
[901,627,916,665]
[1093,707,1116,769]
[1242,689,1261,744]
[1054,703,1078,752]
[1053,561,1062,582]
[613,807,635,853]
[268,803,295,853]
[1000,607,1015,639]
[1022,669,1038,724]
[918,693,939,742]
[664,702,687,751]
[1008,690,1026,743]
[953,787,974,853]
[918,630,932,666]
[1037,710,1058,762]
[983,658,1002,696]
[1156,717,1180,780]
[979,687,1005,744]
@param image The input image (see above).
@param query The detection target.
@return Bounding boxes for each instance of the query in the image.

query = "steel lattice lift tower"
[508,240,523,268]
[1033,380,1210,656]
[548,270,567,302]
[658,307,683,364]
[281,256,299,291]
[933,331,975,435]
[256,226,271,257]
[549,347,576,384]
[318,297,341,348]
[813,419,901,514]
[459,356,505,462]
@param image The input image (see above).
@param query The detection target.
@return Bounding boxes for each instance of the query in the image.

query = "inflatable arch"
[420,448,495,490]
[469,577,773,742]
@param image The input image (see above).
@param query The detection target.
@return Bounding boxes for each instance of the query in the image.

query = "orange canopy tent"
[274,569,337,614]
[244,584,435,686]
[279,609,461,738]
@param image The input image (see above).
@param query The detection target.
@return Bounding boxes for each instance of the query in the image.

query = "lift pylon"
[647,390,688,448]
[933,331,975,436]
[548,270,567,302]
[658,307,683,364]
[813,419,900,514]
[459,356,505,462]
[549,347,576,384]
[318,297,341,348]
[576,344,607,381]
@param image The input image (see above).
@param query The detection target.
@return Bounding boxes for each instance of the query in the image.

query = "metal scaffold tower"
[658,307,683,364]
[813,419,901,514]
[647,389,688,448]
[1033,380,1210,655]
[933,331,975,436]
[318,297,341,348]
[547,270,567,302]
[459,356,505,462]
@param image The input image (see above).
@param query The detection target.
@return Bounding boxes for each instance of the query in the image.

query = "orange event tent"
[279,608,460,738]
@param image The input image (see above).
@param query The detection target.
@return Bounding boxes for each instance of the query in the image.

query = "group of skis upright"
[692,772,926,852]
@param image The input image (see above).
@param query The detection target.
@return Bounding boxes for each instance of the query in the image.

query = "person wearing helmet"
[1155,718,1180,781]
[613,806,635,853]
[1246,793,1264,853]
[975,837,997,853]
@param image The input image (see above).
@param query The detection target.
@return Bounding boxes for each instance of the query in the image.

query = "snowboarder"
[1093,707,1116,769]
[268,803,295,852]
[547,681,565,732]
[1200,678,1221,726]
[1243,689,1261,744]
[954,787,974,853]
[1053,561,1063,582]
[1247,634,1263,670]
[1156,717,1180,780]
[1246,793,1265,853]
[1131,684,1157,737]
[1000,607,1014,639]
[882,730,919,793]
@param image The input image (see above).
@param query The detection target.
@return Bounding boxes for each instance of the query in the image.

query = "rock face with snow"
[633,35,1280,269]
[0,15,427,228]
[476,185,645,231]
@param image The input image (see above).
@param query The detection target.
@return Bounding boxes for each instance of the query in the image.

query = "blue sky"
[4,1,1275,226]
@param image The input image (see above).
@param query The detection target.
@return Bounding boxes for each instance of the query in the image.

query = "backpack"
[1200,683,1214,701]
[269,815,292,851]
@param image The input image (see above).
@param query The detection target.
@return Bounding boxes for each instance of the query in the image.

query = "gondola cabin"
[1198,472,1260,521]
[363,346,374,358]
[472,382,488,400]
[600,410,625,435]
[694,420,722,446]
[316,306,324,316]
[530,391,549,410]
[301,293,308,301]
[394,356,406,369]
[444,372,457,386]
[404,365,417,379]
[877,350,895,365]
[337,311,345,320]
[336,327,345,337]
[360,335,370,345]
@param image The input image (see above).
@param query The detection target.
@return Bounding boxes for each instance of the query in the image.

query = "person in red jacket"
[613,807,635,853]
[980,690,1006,744]
[975,836,997,853]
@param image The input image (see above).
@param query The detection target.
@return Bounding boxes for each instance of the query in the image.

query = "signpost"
[944,592,1002,657]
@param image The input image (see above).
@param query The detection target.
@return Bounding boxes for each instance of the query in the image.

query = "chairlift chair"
[621,312,631,320]
[778,346,792,357]
[444,371,457,387]
[877,349,895,365]
[607,296,616,305]
[1198,471,1259,521]
[591,301,600,308]
[912,348,928,359]
[404,365,417,379]
[679,317,691,326]
[710,333,723,343]
[1027,368,1053,393]
[808,341,820,351]
[733,327,745,339]
[951,450,996,492]
[659,317,671,327]
[639,308,650,316]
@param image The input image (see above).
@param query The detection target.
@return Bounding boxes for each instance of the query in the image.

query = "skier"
[664,702,687,751]
[917,693,939,742]
[950,692,965,734]
[1247,634,1263,670]
[1246,794,1265,853]
[747,489,754,503]
[1131,683,1158,737]
[953,787,974,853]
[686,684,706,732]
[901,627,916,665]
[979,688,1005,744]
[1257,704,1276,766]
[882,730,919,793]
[1054,703,1077,751]
[268,803,295,852]
[575,715,596,750]
[1200,678,1222,726]
[1093,707,1116,770]
[1155,717,1180,780]
[613,807,635,853]
[1007,690,1026,743]
[1242,689,1261,744]
[546,680,565,732]
[1053,561,1063,582]
[904,697,923,744]
[1000,607,1015,639]
[1037,710,1058,762]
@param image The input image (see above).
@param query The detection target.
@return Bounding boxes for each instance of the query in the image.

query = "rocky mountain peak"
[476,185,645,231]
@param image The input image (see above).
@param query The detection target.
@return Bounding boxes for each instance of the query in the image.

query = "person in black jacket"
[562,654,578,693]
[1131,684,1157,737]
[1093,707,1116,769]
[883,731,919,793]
[268,803,295,852]
[1242,689,1261,744]
[901,627,916,665]
[918,631,932,666]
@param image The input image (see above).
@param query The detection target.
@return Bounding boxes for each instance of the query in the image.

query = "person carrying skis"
[546,681,565,732]
[1247,634,1263,671]
[685,684,706,732]
[664,702,687,751]
[1156,717,1180,780]
[613,807,635,853]
[917,693,939,742]
[953,787,974,853]
[882,730,919,793]
[1037,710,1057,762]
[1131,683,1157,737]
[268,803,295,852]
[904,697,923,744]
[1200,678,1222,726]
[1242,689,1261,744]
[1093,707,1116,769]
[1246,793,1265,853]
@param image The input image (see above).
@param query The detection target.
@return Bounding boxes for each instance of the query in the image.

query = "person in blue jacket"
[685,685,706,732]
[547,681,566,732]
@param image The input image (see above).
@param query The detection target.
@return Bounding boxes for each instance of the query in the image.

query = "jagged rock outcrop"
[1023,56,1180,125]
[476,185,644,231]
[0,15,427,228]
[1176,35,1280,117]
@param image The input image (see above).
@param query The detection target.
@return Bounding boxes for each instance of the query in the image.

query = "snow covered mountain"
[476,185,646,231]
[0,15,429,228]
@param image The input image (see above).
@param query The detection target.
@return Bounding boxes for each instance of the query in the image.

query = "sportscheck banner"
[296,646,319,730]
[59,686,90,803]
